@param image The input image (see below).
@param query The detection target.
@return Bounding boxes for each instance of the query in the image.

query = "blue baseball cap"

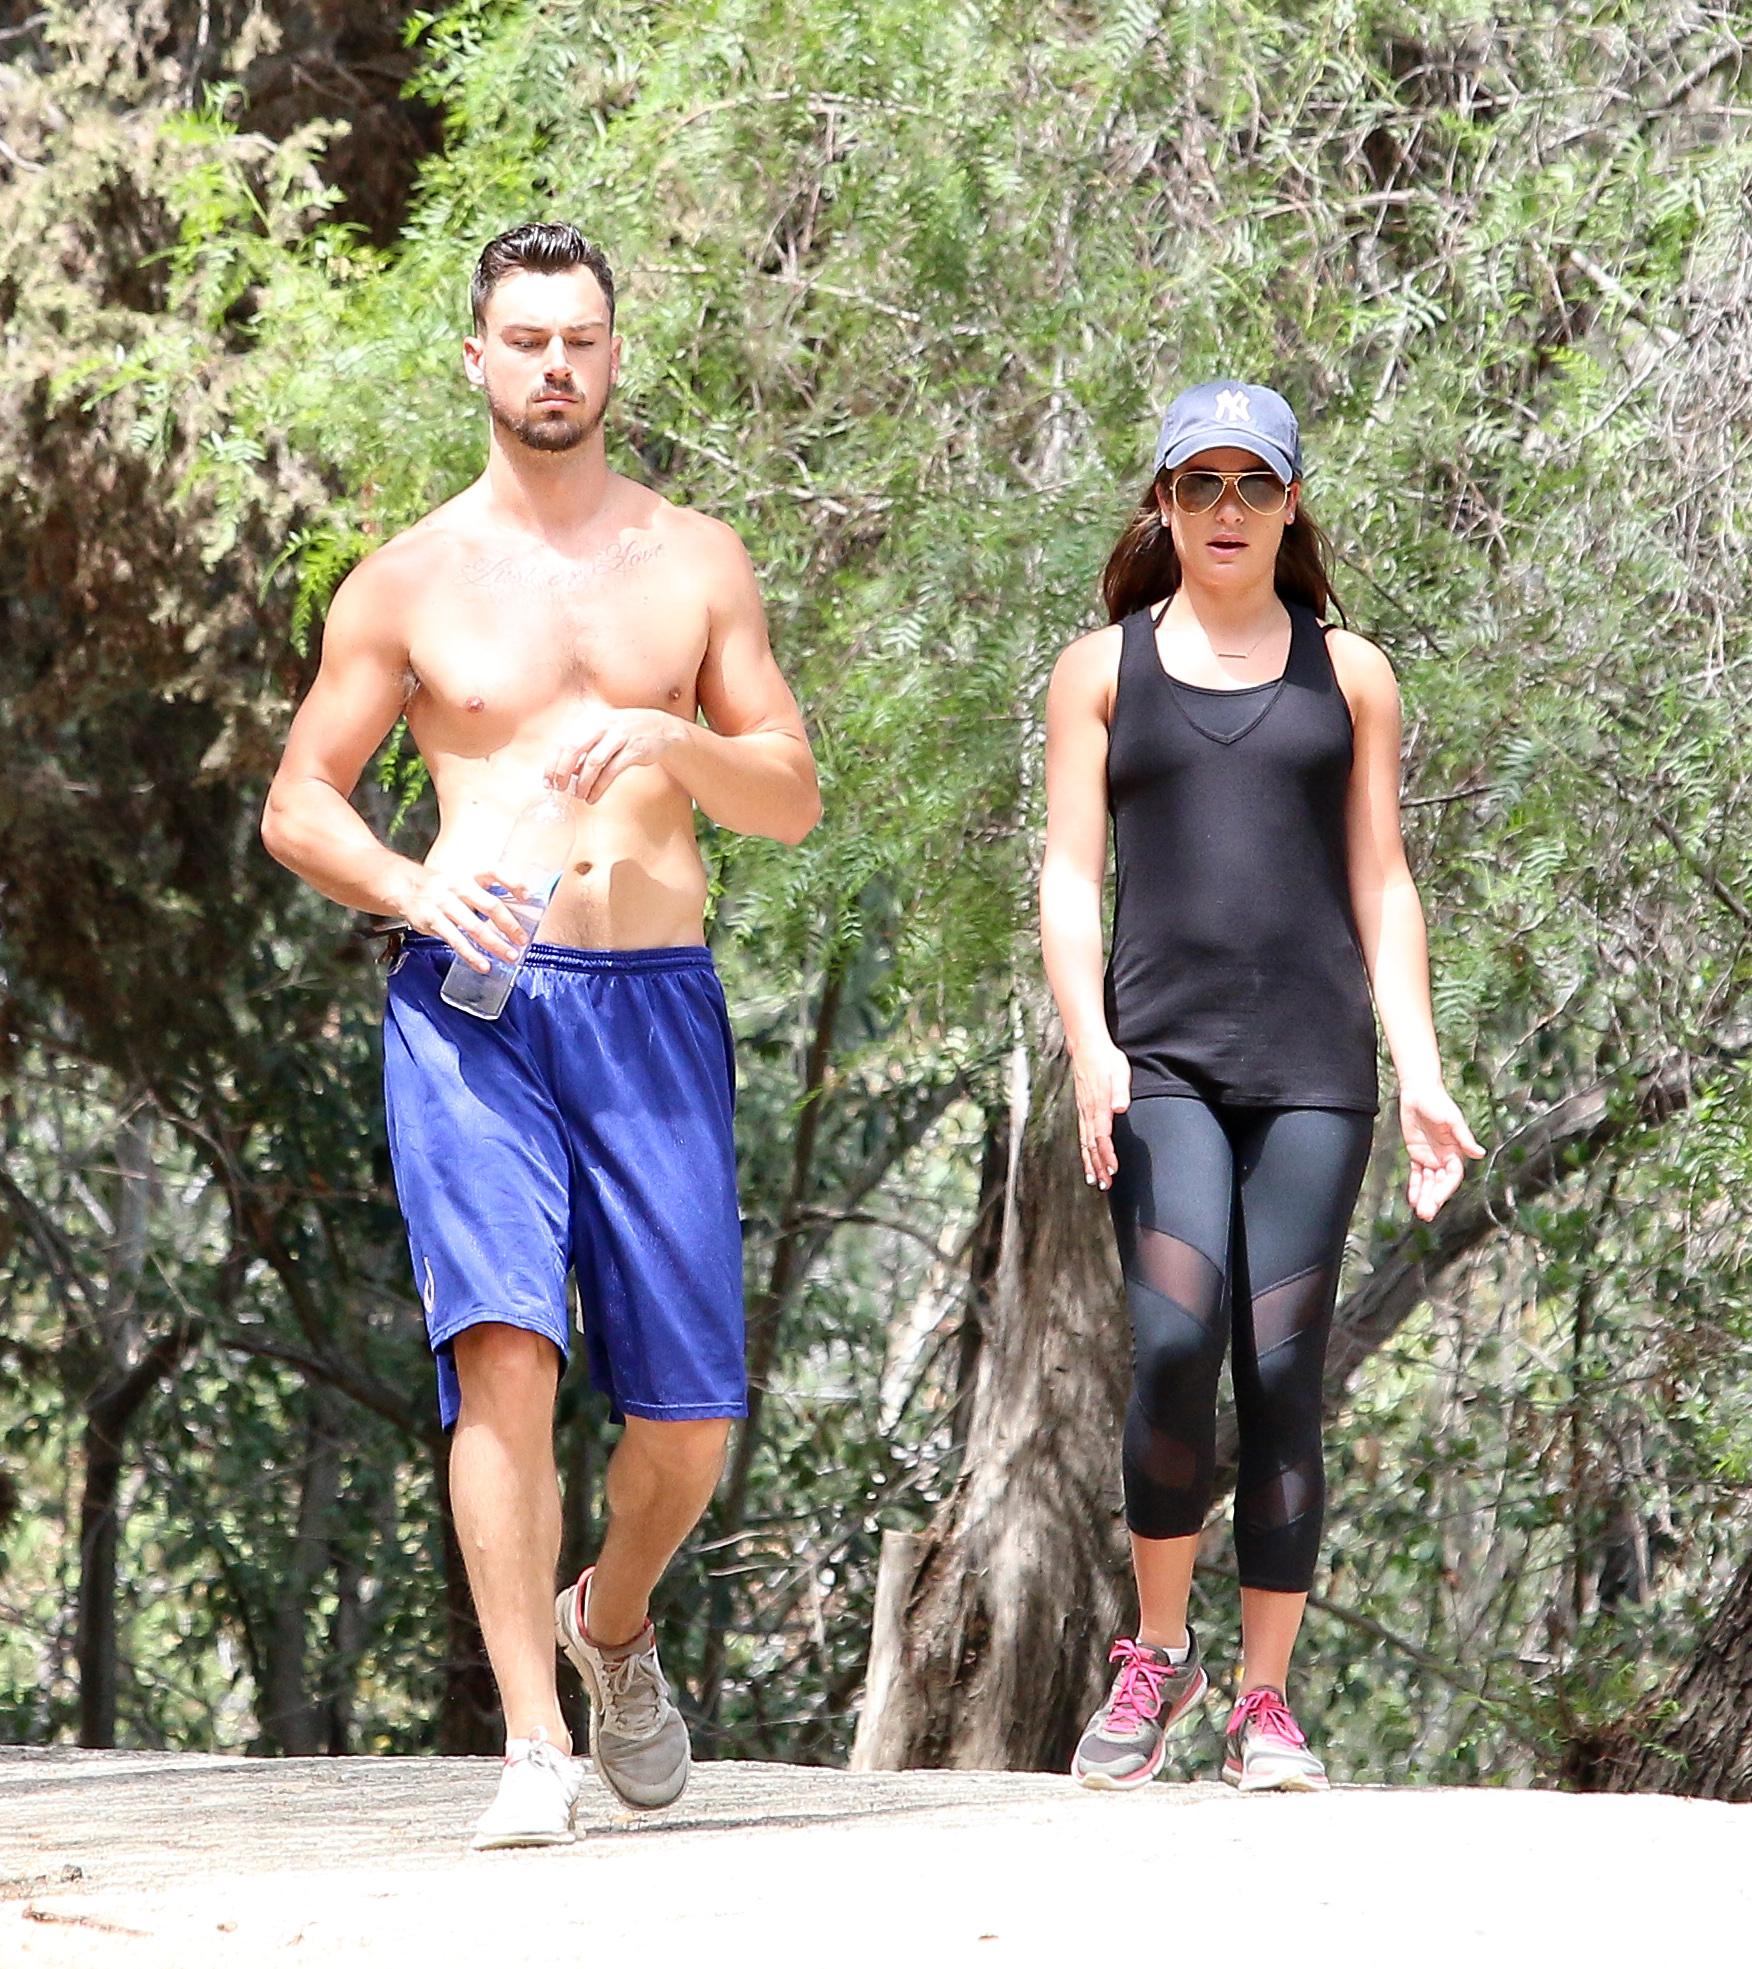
[1153,380,1302,484]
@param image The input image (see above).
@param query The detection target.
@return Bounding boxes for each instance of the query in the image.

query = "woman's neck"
[1165,580,1287,654]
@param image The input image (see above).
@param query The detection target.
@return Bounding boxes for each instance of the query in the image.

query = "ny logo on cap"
[1213,389,1253,425]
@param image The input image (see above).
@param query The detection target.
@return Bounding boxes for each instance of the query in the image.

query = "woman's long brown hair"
[1101,471,1349,626]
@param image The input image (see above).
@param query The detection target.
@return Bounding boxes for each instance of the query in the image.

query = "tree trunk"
[74,1405,126,1749]
[74,1314,199,1747]
[556,1397,599,1749]
[558,1399,600,1588]
[698,955,846,1712]
[700,947,879,1720]
[258,1388,341,1755]
[949,1104,1010,1457]
[851,1034,1131,1771]
[75,1110,198,1748]
[1571,1549,1752,1799]
[325,1548,363,1756]
[433,1436,499,1755]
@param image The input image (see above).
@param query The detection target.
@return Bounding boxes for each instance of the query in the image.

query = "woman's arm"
[1040,626,1131,1190]
[1332,627,1485,1218]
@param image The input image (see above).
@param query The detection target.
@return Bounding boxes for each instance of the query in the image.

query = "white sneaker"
[469,1726,585,1850]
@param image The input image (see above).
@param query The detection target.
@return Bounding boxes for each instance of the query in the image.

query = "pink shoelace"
[1104,1637,1174,1733]
[1227,1686,1307,1746]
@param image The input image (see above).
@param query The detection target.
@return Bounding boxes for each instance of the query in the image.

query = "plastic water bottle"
[439,785,576,1020]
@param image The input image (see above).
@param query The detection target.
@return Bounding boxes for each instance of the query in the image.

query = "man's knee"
[451,1323,562,1413]
[622,1415,732,1490]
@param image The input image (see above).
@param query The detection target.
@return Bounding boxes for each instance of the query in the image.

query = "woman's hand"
[1072,1041,1132,1191]
[1398,1082,1485,1220]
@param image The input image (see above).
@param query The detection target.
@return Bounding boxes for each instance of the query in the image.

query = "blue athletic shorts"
[382,936,747,1429]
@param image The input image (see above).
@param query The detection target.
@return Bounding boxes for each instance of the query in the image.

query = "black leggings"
[1107,1095,1374,1594]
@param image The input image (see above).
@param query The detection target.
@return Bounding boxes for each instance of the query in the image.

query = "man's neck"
[483,430,614,541]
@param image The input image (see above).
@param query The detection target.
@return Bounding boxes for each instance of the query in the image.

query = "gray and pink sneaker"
[1072,1631,1209,1790]
[555,1568,690,1811]
[1222,1685,1329,1792]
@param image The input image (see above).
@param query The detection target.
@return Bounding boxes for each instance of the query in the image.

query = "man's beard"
[485,379,608,454]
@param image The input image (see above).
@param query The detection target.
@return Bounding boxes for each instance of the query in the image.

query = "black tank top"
[1103,599,1379,1114]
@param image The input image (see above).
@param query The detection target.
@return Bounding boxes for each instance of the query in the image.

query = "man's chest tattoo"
[460,538,666,593]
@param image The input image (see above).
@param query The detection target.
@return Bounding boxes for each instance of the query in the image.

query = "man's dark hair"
[470,223,617,331]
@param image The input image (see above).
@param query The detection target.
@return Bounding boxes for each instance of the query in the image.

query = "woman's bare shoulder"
[1050,620,1124,693]
[1323,621,1399,716]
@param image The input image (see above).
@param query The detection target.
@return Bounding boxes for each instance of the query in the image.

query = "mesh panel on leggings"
[1236,1455,1321,1534]
[1124,1406,1201,1494]
[1123,1227,1227,1539]
[1249,1261,1332,1359]
[1232,1258,1339,1589]
[1132,1226,1224,1322]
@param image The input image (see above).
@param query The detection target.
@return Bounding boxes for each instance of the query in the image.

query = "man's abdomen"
[425,770,710,949]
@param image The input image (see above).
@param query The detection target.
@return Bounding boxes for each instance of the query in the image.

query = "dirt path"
[2,1748,1743,1965]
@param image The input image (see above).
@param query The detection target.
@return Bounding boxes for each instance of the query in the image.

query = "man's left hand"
[548,708,683,803]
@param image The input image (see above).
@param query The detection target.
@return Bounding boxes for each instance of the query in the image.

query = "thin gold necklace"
[1154,599,1282,664]
[1212,626,1267,665]
[1210,615,1280,662]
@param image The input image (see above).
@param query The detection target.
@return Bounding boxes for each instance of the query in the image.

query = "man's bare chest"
[407,537,707,729]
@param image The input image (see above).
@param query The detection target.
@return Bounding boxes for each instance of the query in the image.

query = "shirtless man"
[261,223,820,1847]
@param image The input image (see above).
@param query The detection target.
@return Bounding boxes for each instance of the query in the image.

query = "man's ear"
[463,335,486,389]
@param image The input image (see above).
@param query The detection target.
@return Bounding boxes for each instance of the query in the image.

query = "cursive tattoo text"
[461,538,666,593]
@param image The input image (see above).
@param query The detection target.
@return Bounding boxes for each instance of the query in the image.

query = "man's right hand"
[1071,1039,1131,1192]
[394,865,533,972]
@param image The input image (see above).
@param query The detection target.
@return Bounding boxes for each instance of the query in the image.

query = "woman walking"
[1039,380,1483,1792]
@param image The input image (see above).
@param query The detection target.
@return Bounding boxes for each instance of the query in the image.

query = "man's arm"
[260,555,528,968]
[552,518,821,844]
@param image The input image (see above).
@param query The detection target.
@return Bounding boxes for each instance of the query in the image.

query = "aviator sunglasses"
[1168,469,1290,517]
